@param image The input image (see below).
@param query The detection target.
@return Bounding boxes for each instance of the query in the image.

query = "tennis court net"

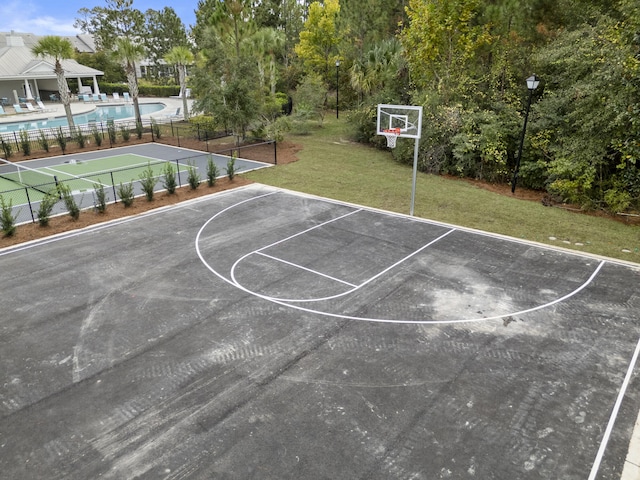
[0,158,59,194]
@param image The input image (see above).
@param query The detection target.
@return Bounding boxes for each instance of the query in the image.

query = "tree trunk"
[56,64,75,129]
[127,63,141,125]
[179,65,189,121]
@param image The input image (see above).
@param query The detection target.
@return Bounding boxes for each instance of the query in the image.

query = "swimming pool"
[0,103,165,133]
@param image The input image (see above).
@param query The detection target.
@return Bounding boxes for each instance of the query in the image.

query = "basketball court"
[1,184,639,479]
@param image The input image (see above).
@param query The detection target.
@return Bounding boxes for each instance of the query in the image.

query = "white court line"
[42,166,109,188]
[241,228,456,303]
[256,251,358,287]
[588,335,640,480]
[196,191,607,324]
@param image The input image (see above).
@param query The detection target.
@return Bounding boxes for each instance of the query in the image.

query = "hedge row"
[99,83,181,97]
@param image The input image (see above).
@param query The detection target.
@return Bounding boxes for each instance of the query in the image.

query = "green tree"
[192,0,264,141]
[74,0,145,50]
[144,7,189,78]
[250,28,286,95]
[528,13,640,210]
[401,0,491,104]
[164,46,194,120]
[295,0,341,81]
[112,38,145,125]
[75,51,125,83]
[31,36,76,129]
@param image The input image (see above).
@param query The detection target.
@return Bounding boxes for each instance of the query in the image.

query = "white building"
[0,32,104,106]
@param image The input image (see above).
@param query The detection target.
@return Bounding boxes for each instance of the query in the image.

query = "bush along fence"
[0,118,277,166]
[0,144,270,228]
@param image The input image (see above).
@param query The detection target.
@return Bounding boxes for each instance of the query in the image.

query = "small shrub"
[56,127,67,154]
[139,163,157,201]
[187,161,200,190]
[226,155,240,181]
[1,137,12,158]
[75,129,86,149]
[135,121,144,139]
[39,131,50,152]
[19,130,31,156]
[92,127,103,146]
[94,182,107,213]
[58,183,80,220]
[162,162,177,194]
[117,181,135,207]
[0,194,17,237]
[206,155,219,187]
[37,189,58,226]
[120,125,131,141]
[151,120,162,139]
[107,120,117,144]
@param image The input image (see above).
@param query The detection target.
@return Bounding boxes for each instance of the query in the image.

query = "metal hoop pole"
[410,138,420,216]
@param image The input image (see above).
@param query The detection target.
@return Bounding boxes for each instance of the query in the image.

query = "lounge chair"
[100,93,108,102]
[92,94,100,102]
[13,104,25,114]
[112,92,120,101]
[24,102,37,112]
[165,108,182,119]
[0,105,6,115]
[123,92,131,102]
[36,100,52,112]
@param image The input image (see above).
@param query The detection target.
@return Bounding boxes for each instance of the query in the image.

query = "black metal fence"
[0,118,277,166]
[1,146,273,225]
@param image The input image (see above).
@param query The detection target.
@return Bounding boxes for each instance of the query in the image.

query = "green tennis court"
[1,143,272,224]
[0,153,193,201]
[39,154,193,191]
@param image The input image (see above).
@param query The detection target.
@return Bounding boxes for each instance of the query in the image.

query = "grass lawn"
[246,115,640,264]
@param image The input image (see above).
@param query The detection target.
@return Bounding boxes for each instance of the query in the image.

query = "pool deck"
[0,96,189,126]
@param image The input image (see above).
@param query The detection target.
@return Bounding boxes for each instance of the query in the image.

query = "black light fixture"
[335,59,341,119]
[511,74,540,193]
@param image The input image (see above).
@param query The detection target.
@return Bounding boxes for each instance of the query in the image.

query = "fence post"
[274,140,277,165]
[110,172,117,203]
[24,187,35,223]
[175,159,182,187]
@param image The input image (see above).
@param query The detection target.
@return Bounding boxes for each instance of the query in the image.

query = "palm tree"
[164,46,194,121]
[112,38,145,125]
[31,36,75,129]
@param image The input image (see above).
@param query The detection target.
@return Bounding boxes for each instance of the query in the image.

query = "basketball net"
[382,128,401,149]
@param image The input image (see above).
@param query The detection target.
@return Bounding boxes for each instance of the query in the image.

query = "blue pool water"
[0,103,165,133]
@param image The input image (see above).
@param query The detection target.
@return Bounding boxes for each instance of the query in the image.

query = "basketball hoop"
[382,128,401,148]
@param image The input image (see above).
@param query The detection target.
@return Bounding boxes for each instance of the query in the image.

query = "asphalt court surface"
[1,184,639,479]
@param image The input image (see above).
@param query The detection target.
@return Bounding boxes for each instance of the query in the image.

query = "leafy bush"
[0,194,16,237]
[187,161,200,189]
[206,156,219,187]
[1,137,12,158]
[117,182,135,207]
[56,127,67,154]
[226,156,239,181]
[37,189,58,226]
[135,121,143,139]
[107,120,117,144]
[39,131,50,152]
[91,127,103,146]
[139,164,157,201]
[163,162,177,194]
[58,183,80,220]
[151,120,161,139]
[120,125,131,142]
[75,129,86,149]
[94,182,107,213]
[19,130,31,156]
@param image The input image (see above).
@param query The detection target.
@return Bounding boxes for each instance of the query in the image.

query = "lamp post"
[511,74,540,193]
[335,59,340,119]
